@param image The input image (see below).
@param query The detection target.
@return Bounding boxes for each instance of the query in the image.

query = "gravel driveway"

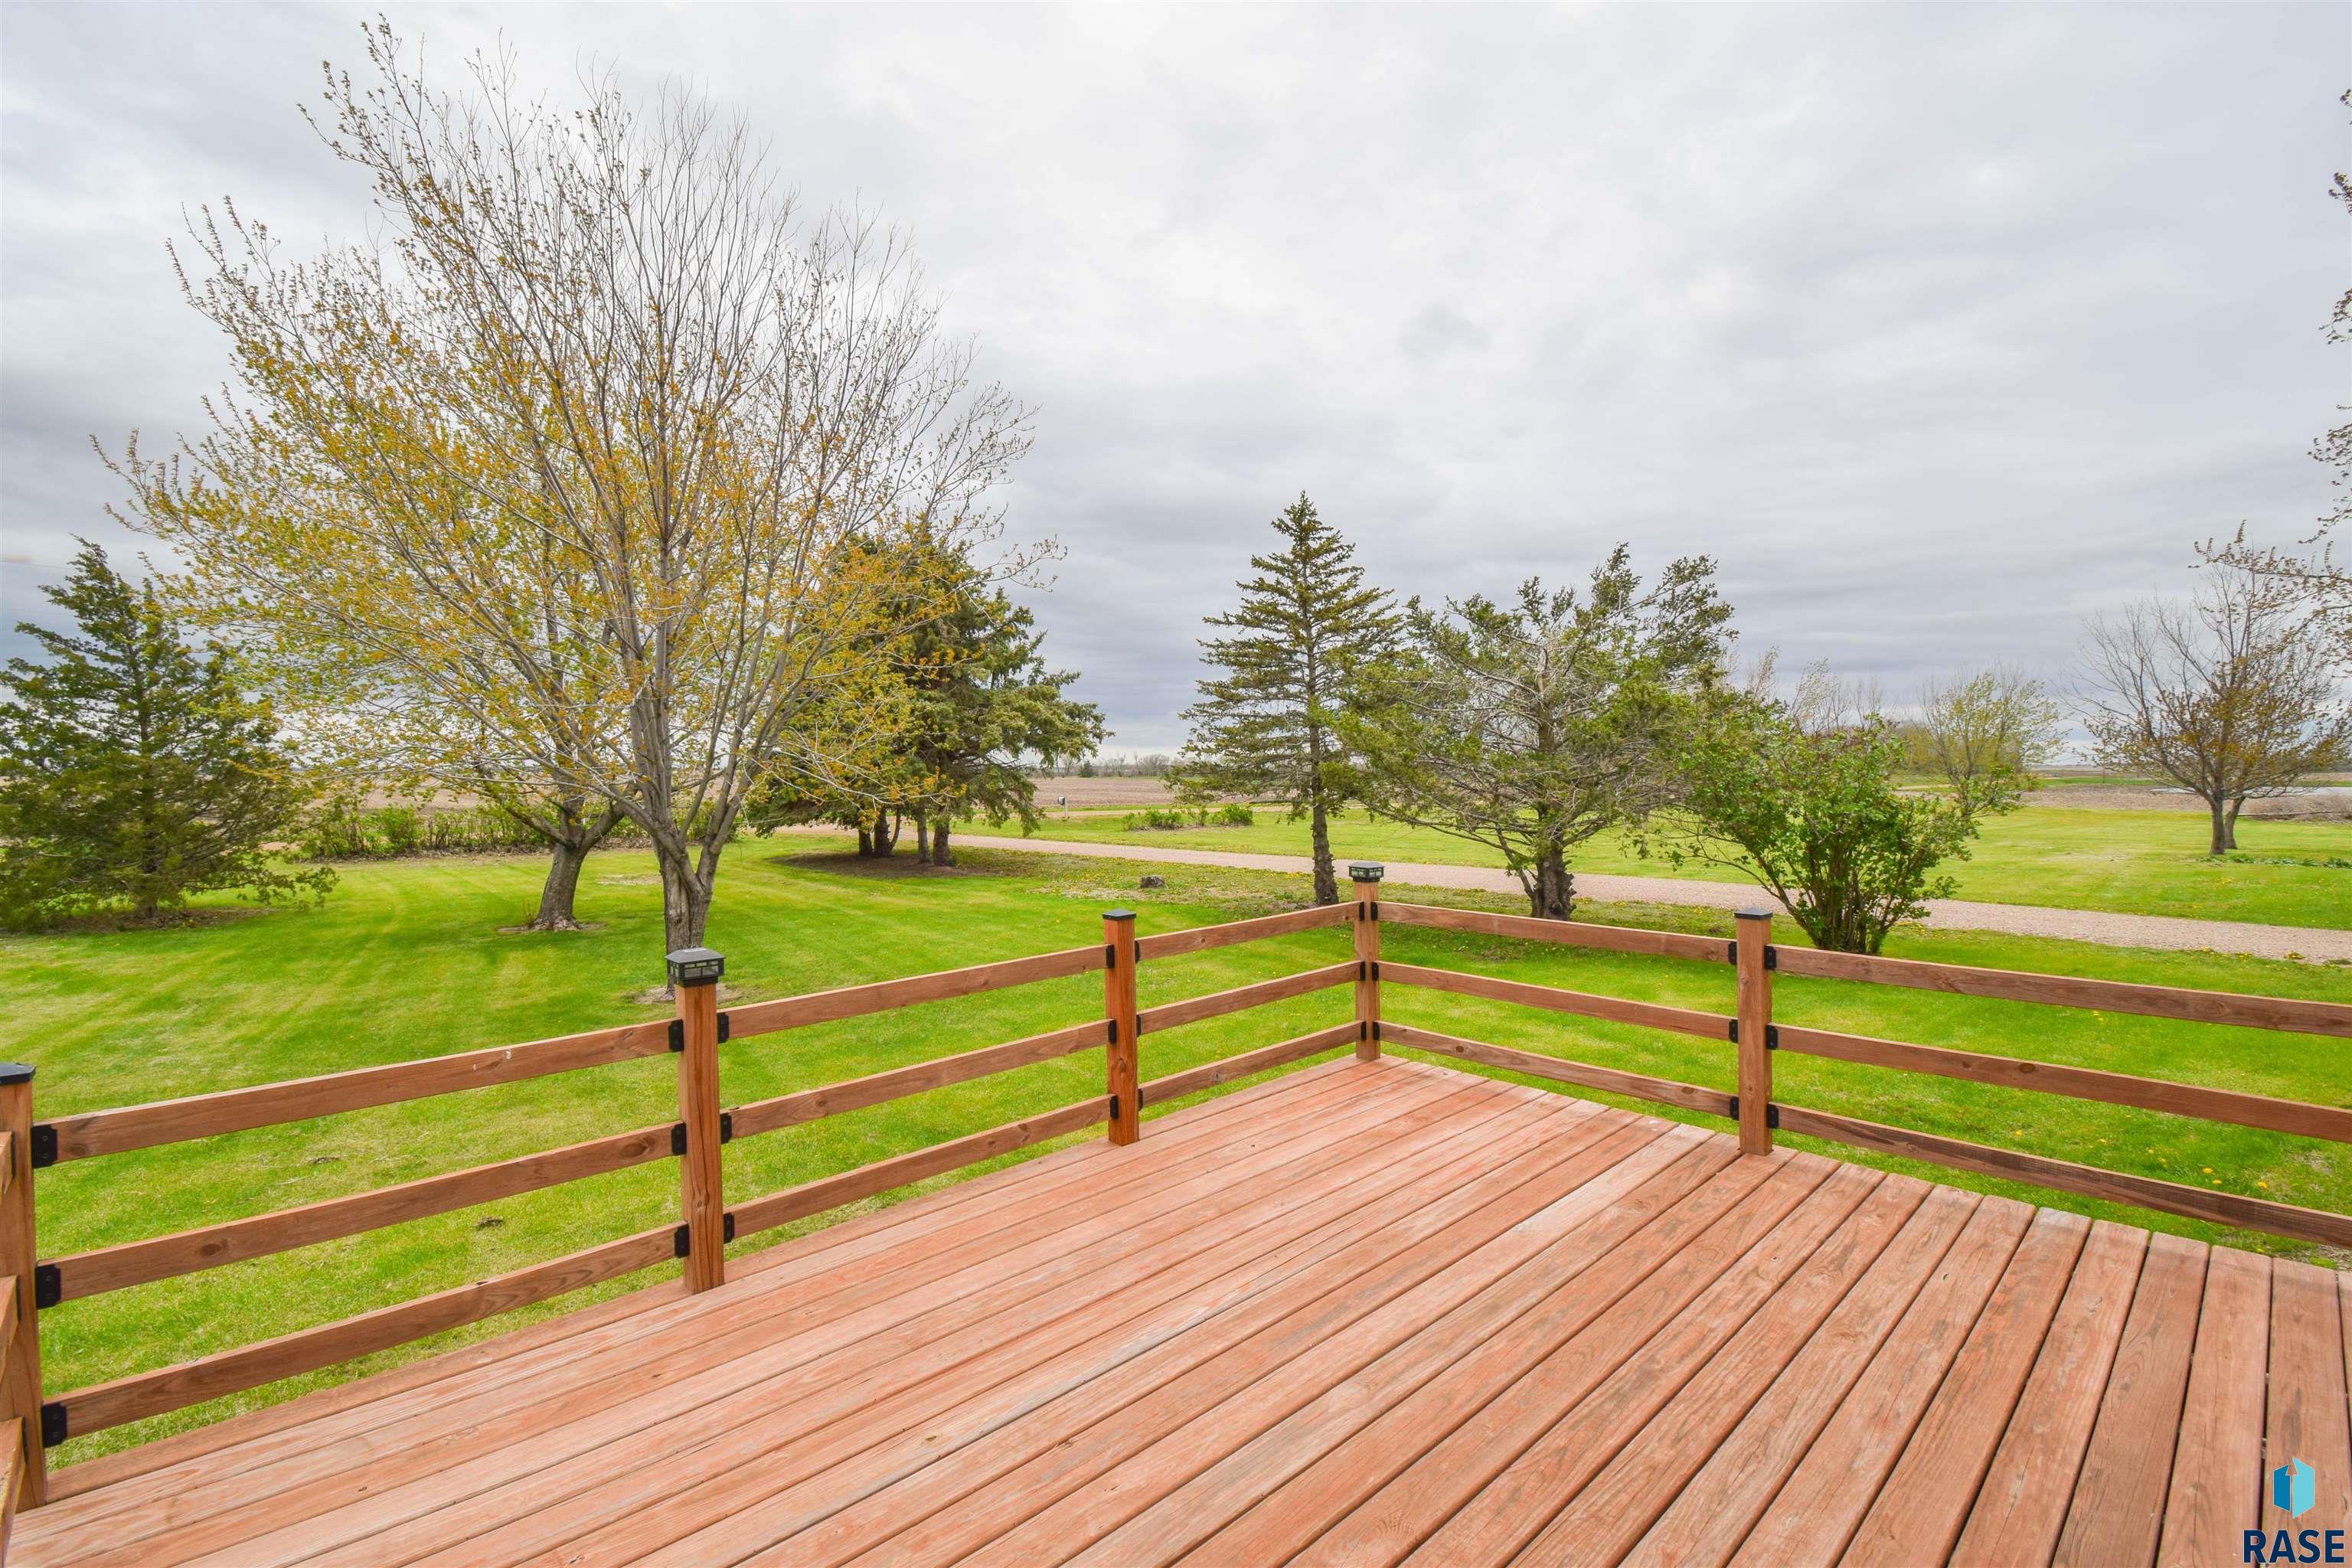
[952,835,2352,964]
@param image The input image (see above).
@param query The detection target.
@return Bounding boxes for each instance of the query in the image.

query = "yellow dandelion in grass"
[2259,1180,2272,1190]
[2202,1167,2214,1174]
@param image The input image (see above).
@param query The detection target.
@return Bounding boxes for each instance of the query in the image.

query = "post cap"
[0,1063,31,1085]
[1348,863,1386,883]
[1734,906,1776,921]
[1103,908,1137,923]
[665,947,726,987]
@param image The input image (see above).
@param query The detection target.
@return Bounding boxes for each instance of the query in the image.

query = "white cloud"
[3,1,2343,753]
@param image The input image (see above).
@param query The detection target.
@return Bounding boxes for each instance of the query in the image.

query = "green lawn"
[972,801,2352,929]
[8,839,2350,1466]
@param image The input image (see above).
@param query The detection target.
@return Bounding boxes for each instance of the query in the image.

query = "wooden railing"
[1368,878,2352,1256]
[4,861,2348,1517]
[0,897,1370,1504]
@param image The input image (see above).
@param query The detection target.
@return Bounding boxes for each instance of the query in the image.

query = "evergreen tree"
[0,542,331,926]
[1177,495,1397,903]
[748,544,1102,863]
[1348,551,1732,920]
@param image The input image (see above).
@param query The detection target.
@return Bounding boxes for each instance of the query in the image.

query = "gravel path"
[953,834,2352,964]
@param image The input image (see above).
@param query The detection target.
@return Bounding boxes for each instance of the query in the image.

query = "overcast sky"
[3,2,2344,753]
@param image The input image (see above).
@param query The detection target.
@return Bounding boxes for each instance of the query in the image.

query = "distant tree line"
[1171,494,2347,952]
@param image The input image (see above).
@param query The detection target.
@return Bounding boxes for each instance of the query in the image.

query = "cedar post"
[1350,865,1384,1061]
[1734,909,1774,1155]
[1104,910,1141,1145]
[0,1063,44,1509]
[666,949,728,1293]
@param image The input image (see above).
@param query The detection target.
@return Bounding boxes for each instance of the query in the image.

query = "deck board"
[15,1054,2347,1568]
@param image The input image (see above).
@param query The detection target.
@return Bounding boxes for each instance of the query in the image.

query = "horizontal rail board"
[1383,962,1735,1040]
[1383,1023,1737,1119]
[1135,903,1353,962]
[1773,1103,2352,1250]
[725,945,1106,1039]
[1773,947,2352,1038]
[50,1223,677,1439]
[729,1096,1111,1240]
[1138,1023,1363,1107]
[1134,963,1357,1036]
[1774,1024,2352,1146]
[43,1123,678,1302]
[1381,901,1731,964]
[728,1021,1107,1142]
[43,1021,677,1162]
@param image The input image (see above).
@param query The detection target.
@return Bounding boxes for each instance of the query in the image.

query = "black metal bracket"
[1358,959,1382,982]
[1106,1018,1120,1045]
[1105,941,1119,967]
[669,1112,733,1155]
[34,1263,60,1310]
[1764,946,1778,971]
[29,1123,56,1169]
[1359,1019,1383,1042]
[1724,1021,1779,1049]
[1109,1093,1122,1122]
[1724,1096,1781,1129]
[40,1401,65,1447]
[673,1217,733,1256]
[668,1014,733,1052]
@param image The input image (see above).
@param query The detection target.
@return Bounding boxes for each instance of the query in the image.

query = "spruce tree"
[0,541,331,926]
[1178,495,1397,903]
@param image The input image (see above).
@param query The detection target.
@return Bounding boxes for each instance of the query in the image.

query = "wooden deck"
[15,1055,2349,1566]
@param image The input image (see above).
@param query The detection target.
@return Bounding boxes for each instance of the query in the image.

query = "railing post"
[1104,910,1141,1145]
[1734,908,1775,1155]
[0,1063,45,1509]
[1350,864,1384,1061]
[666,948,728,1293]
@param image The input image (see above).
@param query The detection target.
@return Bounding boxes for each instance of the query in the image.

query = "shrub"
[297,799,556,860]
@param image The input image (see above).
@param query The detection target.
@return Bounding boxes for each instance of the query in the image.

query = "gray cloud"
[4,2,2343,753]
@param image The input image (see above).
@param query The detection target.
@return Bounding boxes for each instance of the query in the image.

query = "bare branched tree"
[110,24,1036,956]
[2079,567,2351,854]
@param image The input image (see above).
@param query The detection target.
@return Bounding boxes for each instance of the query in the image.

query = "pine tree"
[0,542,331,926]
[1178,495,1398,904]
[746,543,1103,864]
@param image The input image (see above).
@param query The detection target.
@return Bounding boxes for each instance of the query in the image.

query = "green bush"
[296,799,551,860]
[1215,803,1256,826]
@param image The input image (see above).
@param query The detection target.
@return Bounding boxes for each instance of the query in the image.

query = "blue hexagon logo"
[2273,1457,2316,1519]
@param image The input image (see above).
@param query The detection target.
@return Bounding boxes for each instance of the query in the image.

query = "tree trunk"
[1308,795,1339,905]
[2208,796,2233,854]
[527,839,592,931]
[933,818,954,866]
[913,813,933,864]
[656,847,714,955]
[1527,849,1575,921]
[2224,798,2243,851]
[856,824,873,856]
